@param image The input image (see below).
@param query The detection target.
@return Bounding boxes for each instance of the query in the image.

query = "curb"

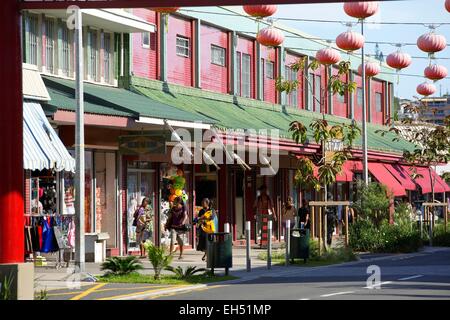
[114,284,207,300]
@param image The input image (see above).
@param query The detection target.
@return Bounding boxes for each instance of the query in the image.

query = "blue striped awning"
[23,102,75,172]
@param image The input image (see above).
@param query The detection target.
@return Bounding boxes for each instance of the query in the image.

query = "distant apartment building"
[421,96,450,125]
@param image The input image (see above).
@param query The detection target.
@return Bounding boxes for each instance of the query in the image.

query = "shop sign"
[324,138,344,164]
[119,132,167,155]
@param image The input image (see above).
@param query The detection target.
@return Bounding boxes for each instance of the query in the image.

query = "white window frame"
[102,31,113,84]
[25,13,39,66]
[86,28,100,82]
[285,66,298,107]
[142,32,150,49]
[43,17,57,75]
[241,53,251,98]
[59,23,73,78]
[265,60,274,79]
[314,74,322,113]
[176,35,190,58]
[211,45,226,67]
[375,92,383,112]
[357,87,363,106]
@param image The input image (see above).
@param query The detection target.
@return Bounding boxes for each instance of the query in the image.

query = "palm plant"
[144,241,173,280]
[100,256,143,276]
[165,266,207,279]
[0,273,14,300]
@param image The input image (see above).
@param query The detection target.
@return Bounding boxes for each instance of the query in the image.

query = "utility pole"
[361,19,369,186]
[74,8,85,273]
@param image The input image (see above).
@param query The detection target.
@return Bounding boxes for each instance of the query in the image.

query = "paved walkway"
[34,247,269,293]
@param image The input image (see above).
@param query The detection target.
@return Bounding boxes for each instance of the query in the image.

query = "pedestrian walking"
[297,199,310,229]
[194,198,216,261]
[165,196,189,260]
[253,185,277,245]
[135,197,153,258]
[282,196,296,237]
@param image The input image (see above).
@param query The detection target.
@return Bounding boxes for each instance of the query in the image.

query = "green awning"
[42,76,215,124]
[130,77,414,155]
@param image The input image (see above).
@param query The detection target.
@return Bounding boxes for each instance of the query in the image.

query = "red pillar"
[0,0,24,264]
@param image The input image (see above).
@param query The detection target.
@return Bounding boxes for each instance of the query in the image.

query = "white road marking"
[298,298,311,300]
[364,281,392,289]
[397,275,424,281]
[320,291,355,297]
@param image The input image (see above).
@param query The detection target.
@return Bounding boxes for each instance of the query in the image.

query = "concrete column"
[367,78,372,123]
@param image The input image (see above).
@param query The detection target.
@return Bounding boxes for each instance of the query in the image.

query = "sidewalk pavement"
[34,247,269,292]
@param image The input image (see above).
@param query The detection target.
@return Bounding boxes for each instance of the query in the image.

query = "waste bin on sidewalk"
[290,228,310,263]
[206,232,232,275]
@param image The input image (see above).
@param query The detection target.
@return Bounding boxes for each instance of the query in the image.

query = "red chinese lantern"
[256,26,284,47]
[358,62,381,77]
[417,82,437,96]
[424,64,448,81]
[343,1,379,19]
[386,51,412,71]
[243,5,277,19]
[315,48,341,65]
[151,7,180,14]
[446,0,450,13]
[336,31,365,52]
[417,32,447,54]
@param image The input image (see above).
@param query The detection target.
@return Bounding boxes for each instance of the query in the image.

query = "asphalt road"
[152,248,450,300]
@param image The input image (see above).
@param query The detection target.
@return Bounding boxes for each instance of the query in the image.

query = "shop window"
[176,35,190,58]
[211,45,226,67]
[307,72,314,111]
[337,91,346,103]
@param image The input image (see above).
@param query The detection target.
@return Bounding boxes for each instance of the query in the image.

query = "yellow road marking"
[70,283,107,300]
[148,284,227,300]
[47,285,168,297]
[96,285,187,300]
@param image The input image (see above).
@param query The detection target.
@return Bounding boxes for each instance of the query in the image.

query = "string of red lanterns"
[417,82,437,96]
[316,47,341,65]
[358,62,381,77]
[243,5,278,19]
[336,30,365,52]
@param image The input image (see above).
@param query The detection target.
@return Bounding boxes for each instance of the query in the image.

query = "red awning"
[414,167,450,194]
[336,162,355,182]
[346,160,363,172]
[384,164,416,191]
[368,162,407,197]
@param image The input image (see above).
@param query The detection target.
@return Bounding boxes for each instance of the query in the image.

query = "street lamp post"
[361,19,369,186]
[74,8,85,273]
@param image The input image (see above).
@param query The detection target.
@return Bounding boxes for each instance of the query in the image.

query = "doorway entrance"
[126,161,156,251]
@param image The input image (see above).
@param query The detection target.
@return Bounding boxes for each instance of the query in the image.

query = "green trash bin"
[290,228,310,263]
[206,232,233,275]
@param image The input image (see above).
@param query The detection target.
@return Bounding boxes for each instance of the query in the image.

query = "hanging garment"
[31,220,41,252]
[67,220,76,248]
[41,217,58,253]
[25,226,33,253]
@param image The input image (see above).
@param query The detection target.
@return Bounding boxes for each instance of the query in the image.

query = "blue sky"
[272,0,450,99]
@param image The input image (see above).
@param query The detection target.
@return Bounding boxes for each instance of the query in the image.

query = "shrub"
[165,266,207,279]
[101,256,144,276]
[352,181,390,227]
[432,224,450,247]
[349,219,422,253]
[144,240,173,280]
